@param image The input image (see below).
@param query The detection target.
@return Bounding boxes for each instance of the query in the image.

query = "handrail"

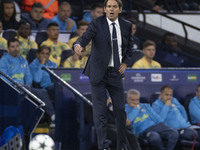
[42,67,93,107]
[0,71,45,107]
[130,1,200,41]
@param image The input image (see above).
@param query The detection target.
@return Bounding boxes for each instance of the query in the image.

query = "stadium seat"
[26,48,37,64]
[129,50,143,67]
[2,29,17,40]
[0,49,7,59]
[35,31,48,46]
[60,49,73,67]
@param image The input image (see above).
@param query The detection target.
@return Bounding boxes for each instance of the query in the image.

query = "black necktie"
[112,23,120,69]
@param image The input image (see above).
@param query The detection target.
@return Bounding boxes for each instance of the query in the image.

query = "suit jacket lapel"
[102,17,111,45]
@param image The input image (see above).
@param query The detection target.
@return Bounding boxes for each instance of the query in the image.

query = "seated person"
[189,84,200,125]
[29,45,57,89]
[0,20,7,49]
[152,85,199,141]
[82,3,104,23]
[125,89,178,150]
[128,18,141,51]
[41,22,70,66]
[63,48,88,68]
[161,32,182,54]
[21,2,49,31]
[50,1,77,32]
[0,38,55,127]
[132,40,161,68]
[0,1,20,30]
[16,21,38,58]
[68,21,91,56]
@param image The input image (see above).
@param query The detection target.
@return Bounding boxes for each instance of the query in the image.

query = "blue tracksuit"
[0,52,32,85]
[125,103,163,136]
[29,58,57,88]
[189,96,200,124]
[152,97,191,129]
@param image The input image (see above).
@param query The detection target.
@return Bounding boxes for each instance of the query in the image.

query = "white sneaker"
[49,122,55,128]
[51,114,55,121]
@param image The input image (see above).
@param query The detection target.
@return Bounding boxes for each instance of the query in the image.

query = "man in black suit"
[74,0,133,149]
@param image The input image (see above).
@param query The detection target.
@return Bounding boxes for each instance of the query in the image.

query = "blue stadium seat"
[60,49,73,67]
[35,31,48,46]
[26,48,37,64]
[2,29,17,40]
[129,50,144,67]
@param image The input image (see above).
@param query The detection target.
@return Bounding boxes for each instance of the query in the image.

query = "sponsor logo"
[170,74,179,82]
[60,73,71,82]
[131,73,146,82]
[187,74,197,81]
[151,74,162,82]
[79,74,89,81]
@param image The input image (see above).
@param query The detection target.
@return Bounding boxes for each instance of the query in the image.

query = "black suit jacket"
[76,16,133,84]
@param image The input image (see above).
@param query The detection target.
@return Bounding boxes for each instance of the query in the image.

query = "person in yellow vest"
[68,21,91,56]
[41,22,70,66]
[132,40,161,68]
[20,0,58,19]
[63,48,88,68]
[16,21,38,58]
[0,21,7,50]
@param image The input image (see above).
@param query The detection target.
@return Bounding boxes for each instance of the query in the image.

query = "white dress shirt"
[106,18,122,67]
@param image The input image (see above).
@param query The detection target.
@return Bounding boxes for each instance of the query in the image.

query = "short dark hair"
[32,2,44,9]
[104,0,123,9]
[37,45,51,54]
[59,1,70,7]
[91,3,103,11]
[47,22,59,29]
[7,38,20,47]
[161,32,176,44]
[160,85,172,93]
[18,21,31,30]
[77,21,89,29]
[142,40,156,49]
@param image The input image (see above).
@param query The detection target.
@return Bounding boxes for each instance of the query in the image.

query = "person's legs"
[107,69,127,149]
[142,123,179,150]
[179,127,199,141]
[146,131,165,150]
[91,79,109,149]
[156,123,179,150]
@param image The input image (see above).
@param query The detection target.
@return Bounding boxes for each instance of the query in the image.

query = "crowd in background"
[0,0,200,69]
[1,0,200,149]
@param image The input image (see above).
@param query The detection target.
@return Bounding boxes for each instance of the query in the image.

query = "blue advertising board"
[52,68,200,100]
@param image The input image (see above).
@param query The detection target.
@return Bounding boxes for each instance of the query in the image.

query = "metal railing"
[42,67,92,150]
[130,0,200,42]
[0,71,45,108]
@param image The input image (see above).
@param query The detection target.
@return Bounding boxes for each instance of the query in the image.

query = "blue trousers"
[140,123,179,150]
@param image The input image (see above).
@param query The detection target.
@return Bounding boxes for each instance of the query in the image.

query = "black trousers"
[91,68,127,149]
